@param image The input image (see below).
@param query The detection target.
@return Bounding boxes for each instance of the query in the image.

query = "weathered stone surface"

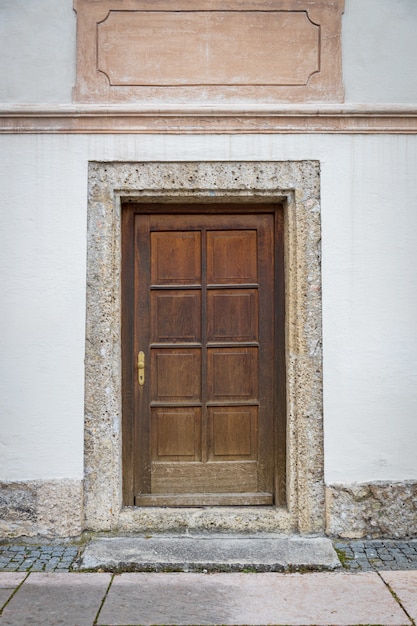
[0,484,37,523]
[381,570,417,621]
[77,535,341,572]
[85,161,324,536]
[0,573,110,626]
[98,571,407,626]
[326,482,417,539]
[0,480,83,538]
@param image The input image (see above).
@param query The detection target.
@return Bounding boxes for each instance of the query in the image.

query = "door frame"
[84,160,324,535]
[121,205,285,507]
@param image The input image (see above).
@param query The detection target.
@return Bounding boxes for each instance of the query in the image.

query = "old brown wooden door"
[122,205,284,506]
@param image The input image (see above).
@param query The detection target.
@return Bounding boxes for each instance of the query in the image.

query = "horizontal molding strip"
[1,105,417,134]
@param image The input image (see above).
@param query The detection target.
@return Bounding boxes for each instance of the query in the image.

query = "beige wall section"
[73,0,344,104]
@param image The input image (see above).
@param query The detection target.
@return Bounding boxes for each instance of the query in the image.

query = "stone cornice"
[1,105,417,134]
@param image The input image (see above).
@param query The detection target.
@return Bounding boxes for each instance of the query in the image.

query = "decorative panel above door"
[73,0,345,103]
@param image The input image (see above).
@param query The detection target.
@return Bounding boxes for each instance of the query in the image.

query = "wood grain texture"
[123,206,283,505]
[151,461,258,494]
[136,492,273,506]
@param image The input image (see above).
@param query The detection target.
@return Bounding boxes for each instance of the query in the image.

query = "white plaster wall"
[0,134,416,483]
[343,0,417,103]
[0,0,76,103]
[1,0,417,104]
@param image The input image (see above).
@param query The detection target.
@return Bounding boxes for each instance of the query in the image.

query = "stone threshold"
[75,534,341,573]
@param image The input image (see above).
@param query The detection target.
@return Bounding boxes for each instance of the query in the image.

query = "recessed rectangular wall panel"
[97,11,319,87]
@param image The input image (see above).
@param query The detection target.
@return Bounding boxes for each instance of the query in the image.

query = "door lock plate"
[138,351,145,386]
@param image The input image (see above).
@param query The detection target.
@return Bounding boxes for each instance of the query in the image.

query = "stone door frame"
[84,160,324,535]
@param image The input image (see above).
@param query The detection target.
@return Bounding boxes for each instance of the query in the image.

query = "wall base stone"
[326,482,417,539]
[0,480,83,538]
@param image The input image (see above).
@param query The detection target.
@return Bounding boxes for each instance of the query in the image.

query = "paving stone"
[30,564,46,572]
[98,572,409,626]
[0,573,111,626]
[381,570,417,623]
[0,573,26,609]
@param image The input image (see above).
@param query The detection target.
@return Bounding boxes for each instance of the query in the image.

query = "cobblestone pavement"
[0,544,79,572]
[334,539,417,571]
[0,540,416,572]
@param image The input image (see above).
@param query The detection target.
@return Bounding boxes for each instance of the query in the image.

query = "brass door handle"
[138,351,145,386]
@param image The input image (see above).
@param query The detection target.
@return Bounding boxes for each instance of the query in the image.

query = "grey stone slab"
[98,572,410,626]
[381,571,417,622]
[0,572,111,626]
[0,589,14,607]
[0,573,26,609]
[0,573,26,589]
[78,534,341,572]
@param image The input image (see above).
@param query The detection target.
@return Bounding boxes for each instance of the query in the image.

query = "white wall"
[0,0,76,103]
[343,0,417,103]
[1,133,417,483]
[1,0,417,104]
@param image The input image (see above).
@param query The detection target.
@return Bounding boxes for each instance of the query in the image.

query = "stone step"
[76,534,341,573]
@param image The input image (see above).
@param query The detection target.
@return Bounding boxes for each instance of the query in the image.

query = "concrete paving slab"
[381,570,417,622]
[0,572,111,626]
[0,573,26,609]
[98,571,410,626]
[79,534,341,572]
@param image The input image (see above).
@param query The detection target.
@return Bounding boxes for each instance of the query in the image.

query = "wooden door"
[122,205,284,506]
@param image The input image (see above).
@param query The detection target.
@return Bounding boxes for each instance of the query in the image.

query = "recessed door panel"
[207,230,257,284]
[207,289,258,342]
[208,406,257,460]
[151,407,201,461]
[207,347,258,401]
[151,348,201,402]
[151,231,201,285]
[151,291,201,343]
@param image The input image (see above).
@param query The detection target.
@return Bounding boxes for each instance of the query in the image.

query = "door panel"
[123,207,282,507]
[207,289,258,342]
[207,347,258,400]
[151,231,201,285]
[151,291,201,342]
